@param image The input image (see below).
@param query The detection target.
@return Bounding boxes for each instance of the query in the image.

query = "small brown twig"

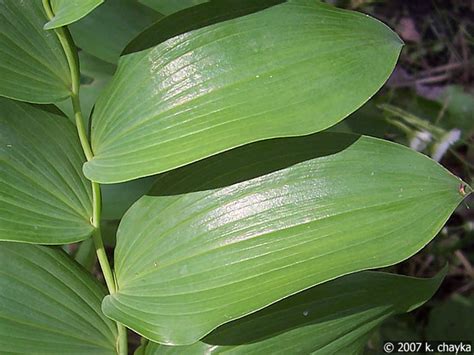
[454,250,474,278]
[458,23,470,82]
[417,61,472,77]
[451,280,474,296]
[415,73,451,85]
[416,255,435,277]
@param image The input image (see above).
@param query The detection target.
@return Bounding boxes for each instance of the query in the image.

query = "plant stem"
[42,2,127,354]
[91,183,116,293]
[41,3,92,159]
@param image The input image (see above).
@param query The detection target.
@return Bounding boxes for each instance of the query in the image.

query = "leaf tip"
[101,294,114,317]
[392,28,405,46]
[459,182,472,197]
[82,159,98,182]
[43,20,56,30]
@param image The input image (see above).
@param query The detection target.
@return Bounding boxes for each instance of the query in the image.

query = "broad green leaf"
[101,176,157,220]
[44,0,104,30]
[138,269,446,353]
[139,0,209,15]
[56,52,116,124]
[103,133,469,345]
[69,0,162,64]
[124,0,287,55]
[0,0,71,103]
[0,242,117,354]
[85,0,403,183]
[0,98,93,244]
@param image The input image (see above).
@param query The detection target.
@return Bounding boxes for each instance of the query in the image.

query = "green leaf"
[139,0,209,15]
[0,242,117,354]
[44,0,104,30]
[69,0,162,64]
[0,97,93,244]
[124,0,287,55]
[138,269,446,353]
[102,133,468,345]
[0,0,71,103]
[101,176,157,220]
[84,0,403,183]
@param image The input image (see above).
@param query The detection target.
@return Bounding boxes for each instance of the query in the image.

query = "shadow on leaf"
[149,132,360,196]
[123,0,287,55]
[201,269,444,346]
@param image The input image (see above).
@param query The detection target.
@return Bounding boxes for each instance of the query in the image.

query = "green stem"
[42,0,92,160]
[42,1,127,354]
[91,183,116,293]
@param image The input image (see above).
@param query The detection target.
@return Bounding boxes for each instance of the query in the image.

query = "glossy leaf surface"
[0,242,117,354]
[139,0,209,15]
[0,98,93,244]
[103,133,468,344]
[124,0,287,55]
[85,0,403,183]
[138,269,445,354]
[69,0,162,64]
[45,0,104,29]
[0,0,71,103]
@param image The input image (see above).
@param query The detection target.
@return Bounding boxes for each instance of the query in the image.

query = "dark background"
[328,0,474,349]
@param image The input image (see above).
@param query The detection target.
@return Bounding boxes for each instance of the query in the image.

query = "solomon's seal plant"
[0,0,471,353]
